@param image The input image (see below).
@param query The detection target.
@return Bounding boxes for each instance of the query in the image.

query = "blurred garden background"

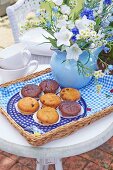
[0,0,17,50]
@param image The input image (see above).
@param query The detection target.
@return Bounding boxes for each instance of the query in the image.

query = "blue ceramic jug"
[50,47,103,89]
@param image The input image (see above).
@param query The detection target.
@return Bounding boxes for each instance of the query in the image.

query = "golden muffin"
[17,97,39,115]
[37,107,59,125]
[40,93,61,108]
[60,88,81,101]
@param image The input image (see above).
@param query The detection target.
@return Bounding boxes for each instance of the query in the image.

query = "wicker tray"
[0,68,113,146]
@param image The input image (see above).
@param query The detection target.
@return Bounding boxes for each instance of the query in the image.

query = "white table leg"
[36,160,49,170]
[36,162,43,170]
[36,158,63,170]
[55,159,63,170]
[43,165,49,170]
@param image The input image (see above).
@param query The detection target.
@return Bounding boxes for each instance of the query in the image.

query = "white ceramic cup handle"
[22,49,31,63]
[27,60,38,75]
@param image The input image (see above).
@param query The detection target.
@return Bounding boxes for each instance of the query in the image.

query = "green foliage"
[63,0,69,5]
[47,37,57,48]
[77,60,93,75]
[99,47,113,64]
[84,0,100,8]
[70,0,84,20]
[95,17,101,31]
[99,21,113,64]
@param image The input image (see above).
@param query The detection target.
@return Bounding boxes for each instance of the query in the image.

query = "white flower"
[56,19,67,28]
[98,0,104,14]
[94,70,105,79]
[76,28,91,40]
[66,44,82,61]
[67,20,75,29]
[102,40,107,45]
[62,15,68,20]
[54,26,73,46]
[89,22,95,30]
[90,43,96,49]
[80,29,90,38]
[75,16,96,31]
[91,31,97,37]
[52,0,63,6]
[90,31,105,43]
[61,5,71,15]
[76,34,82,40]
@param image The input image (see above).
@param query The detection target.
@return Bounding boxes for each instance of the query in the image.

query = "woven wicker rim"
[0,68,113,146]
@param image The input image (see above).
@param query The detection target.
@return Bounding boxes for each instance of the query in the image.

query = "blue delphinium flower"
[107,36,113,42]
[101,20,110,28]
[108,65,113,71]
[80,8,94,20]
[46,21,51,28]
[71,28,79,35]
[108,16,113,22]
[52,16,57,22]
[104,0,112,5]
[71,28,79,42]
[103,46,110,53]
[71,36,77,42]
[52,6,58,13]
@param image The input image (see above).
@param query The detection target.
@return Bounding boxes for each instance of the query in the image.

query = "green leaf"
[69,0,84,20]
[96,18,101,25]
[104,26,113,32]
[63,0,69,5]
[48,37,58,48]
[40,1,54,20]
[42,33,57,48]
[45,29,55,37]
[95,17,101,31]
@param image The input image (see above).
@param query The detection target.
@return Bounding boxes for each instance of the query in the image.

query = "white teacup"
[0,43,32,69]
[0,60,38,83]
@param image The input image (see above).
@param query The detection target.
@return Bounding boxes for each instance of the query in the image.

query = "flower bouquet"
[22,0,113,88]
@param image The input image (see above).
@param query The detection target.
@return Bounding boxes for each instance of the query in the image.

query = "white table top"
[0,64,113,159]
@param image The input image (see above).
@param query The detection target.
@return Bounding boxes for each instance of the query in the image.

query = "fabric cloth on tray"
[0,72,113,134]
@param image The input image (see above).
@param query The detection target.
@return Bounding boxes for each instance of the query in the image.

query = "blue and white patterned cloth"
[80,75,113,116]
[0,72,113,134]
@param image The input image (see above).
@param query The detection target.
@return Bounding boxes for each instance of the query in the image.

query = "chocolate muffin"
[59,101,81,117]
[21,84,42,98]
[39,79,59,93]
